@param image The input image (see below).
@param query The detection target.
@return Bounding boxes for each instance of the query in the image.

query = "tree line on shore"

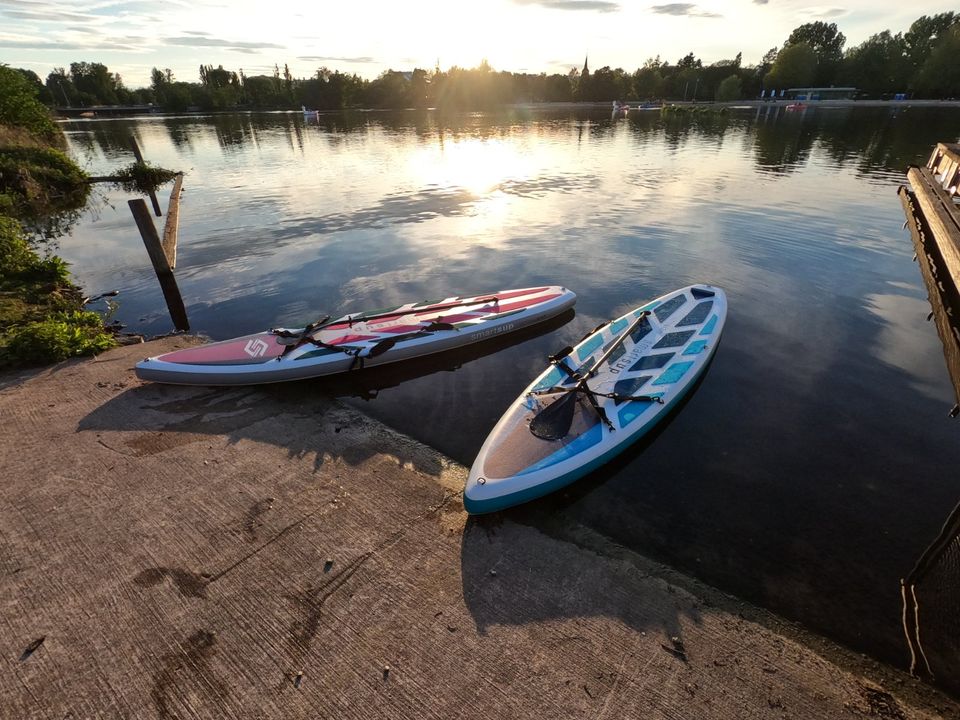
[12,12,960,112]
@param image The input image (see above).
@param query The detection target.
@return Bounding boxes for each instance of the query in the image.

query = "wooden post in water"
[162,173,184,269]
[129,137,163,217]
[129,199,189,331]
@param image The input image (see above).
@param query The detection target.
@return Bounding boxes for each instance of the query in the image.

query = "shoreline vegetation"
[0,66,178,370]
[20,14,960,115]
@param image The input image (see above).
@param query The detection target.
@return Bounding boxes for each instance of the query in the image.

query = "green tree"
[840,31,910,96]
[677,52,702,69]
[914,24,960,97]
[0,65,60,142]
[150,67,172,105]
[590,66,628,101]
[69,62,120,105]
[45,67,75,107]
[904,12,958,75]
[367,70,410,108]
[198,64,240,108]
[543,73,572,102]
[716,74,742,101]
[409,68,429,107]
[786,21,846,85]
[633,66,663,99]
[765,42,818,89]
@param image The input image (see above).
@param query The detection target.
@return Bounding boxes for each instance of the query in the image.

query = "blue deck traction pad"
[653,295,687,322]
[700,315,718,335]
[629,352,674,372]
[653,330,695,349]
[676,301,714,327]
[617,393,664,427]
[683,340,708,356]
[653,360,695,386]
[577,333,605,362]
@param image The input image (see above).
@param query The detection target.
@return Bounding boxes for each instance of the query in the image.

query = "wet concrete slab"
[1,338,957,719]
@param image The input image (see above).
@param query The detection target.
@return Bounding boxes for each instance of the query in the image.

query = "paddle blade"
[529,390,578,441]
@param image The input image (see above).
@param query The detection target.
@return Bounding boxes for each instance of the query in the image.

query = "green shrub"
[0,216,35,278]
[0,216,71,286]
[0,310,116,368]
[111,161,179,194]
[0,145,89,219]
[0,66,60,143]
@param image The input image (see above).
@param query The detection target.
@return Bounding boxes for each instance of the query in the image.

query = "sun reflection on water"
[413,136,535,197]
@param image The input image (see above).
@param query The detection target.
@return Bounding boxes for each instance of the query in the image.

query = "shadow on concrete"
[458,354,718,647]
[77,309,575,476]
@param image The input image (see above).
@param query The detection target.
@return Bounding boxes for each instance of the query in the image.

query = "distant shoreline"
[53,98,960,120]
[513,99,960,110]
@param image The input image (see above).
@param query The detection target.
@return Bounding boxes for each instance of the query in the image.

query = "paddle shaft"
[575,311,649,384]
[334,296,498,328]
[529,312,650,440]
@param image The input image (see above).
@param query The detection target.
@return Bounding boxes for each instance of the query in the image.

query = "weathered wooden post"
[129,137,162,217]
[129,199,189,331]
[162,173,184,268]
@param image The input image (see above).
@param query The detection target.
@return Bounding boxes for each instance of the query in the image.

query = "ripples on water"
[61,106,960,673]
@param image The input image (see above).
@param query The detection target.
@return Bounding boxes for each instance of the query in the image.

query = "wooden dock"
[899,143,960,416]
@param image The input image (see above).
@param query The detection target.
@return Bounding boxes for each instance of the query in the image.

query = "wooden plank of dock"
[899,186,960,415]
[902,142,960,413]
[906,167,960,288]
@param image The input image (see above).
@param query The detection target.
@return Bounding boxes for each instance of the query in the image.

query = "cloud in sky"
[513,0,620,12]
[164,36,285,49]
[3,8,98,22]
[0,37,145,51]
[650,3,722,18]
[298,56,377,64]
[802,6,848,18]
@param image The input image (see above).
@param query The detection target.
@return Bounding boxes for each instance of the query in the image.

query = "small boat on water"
[785,102,806,111]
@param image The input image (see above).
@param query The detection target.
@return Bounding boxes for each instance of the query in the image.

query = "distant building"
[785,87,857,101]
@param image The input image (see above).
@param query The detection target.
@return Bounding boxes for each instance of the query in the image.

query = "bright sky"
[0,0,953,88]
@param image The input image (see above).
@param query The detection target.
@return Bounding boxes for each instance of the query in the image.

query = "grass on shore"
[0,215,116,369]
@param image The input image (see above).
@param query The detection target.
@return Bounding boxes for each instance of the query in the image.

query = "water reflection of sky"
[59,107,960,669]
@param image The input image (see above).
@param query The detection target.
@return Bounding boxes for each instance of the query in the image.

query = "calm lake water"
[60,106,960,672]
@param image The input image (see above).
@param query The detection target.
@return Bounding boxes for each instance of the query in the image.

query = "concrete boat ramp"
[2,337,957,719]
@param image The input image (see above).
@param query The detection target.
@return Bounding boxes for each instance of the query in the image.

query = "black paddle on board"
[529,311,659,441]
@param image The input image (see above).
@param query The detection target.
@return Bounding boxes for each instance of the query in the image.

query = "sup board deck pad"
[135,286,576,385]
[465,284,726,514]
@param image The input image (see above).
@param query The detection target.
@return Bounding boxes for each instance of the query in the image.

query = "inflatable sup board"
[135,286,576,386]
[464,284,726,514]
